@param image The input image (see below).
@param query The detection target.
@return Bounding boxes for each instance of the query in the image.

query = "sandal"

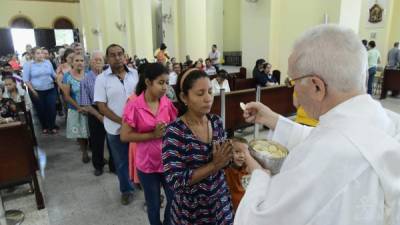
[50,129,58,135]
[42,129,49,135]
[160,194,165,208]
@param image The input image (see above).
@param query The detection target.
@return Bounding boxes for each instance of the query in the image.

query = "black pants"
[87,112,114,171]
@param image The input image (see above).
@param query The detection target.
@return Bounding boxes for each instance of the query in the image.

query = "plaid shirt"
[80,70,97,106]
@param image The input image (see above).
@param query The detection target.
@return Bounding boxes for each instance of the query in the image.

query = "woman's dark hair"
[160,43,167,50]
[216,69,228,80]
[135,63,169,95]
[368,41,376,48]
[61,48,75,63]
[175,69,209,116]
[2,75,16,83]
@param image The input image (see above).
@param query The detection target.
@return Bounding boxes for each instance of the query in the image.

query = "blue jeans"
[106,133,134,194]
[367,66,377,95]
[30,87,57,130]
[137,169,173,225]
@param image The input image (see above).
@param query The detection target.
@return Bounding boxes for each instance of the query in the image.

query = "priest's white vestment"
[234,94,400,225]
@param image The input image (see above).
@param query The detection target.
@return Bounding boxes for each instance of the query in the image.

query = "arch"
[53,17,74,29]
[9,15,34,28]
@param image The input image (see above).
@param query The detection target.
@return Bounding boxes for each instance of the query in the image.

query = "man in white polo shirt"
[94,44,139,205]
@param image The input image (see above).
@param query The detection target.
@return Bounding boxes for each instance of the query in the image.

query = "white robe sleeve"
[267,116,314,150]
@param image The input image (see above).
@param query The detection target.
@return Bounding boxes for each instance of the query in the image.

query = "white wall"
[241,0,271,77]
[206,0,224,60]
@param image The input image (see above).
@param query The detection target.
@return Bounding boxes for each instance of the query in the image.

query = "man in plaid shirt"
[80,51,114,176]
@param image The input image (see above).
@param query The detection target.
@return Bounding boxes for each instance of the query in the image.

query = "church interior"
[0,0,399,225]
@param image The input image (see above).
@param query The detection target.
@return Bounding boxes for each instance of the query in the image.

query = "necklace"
[183,115,212,144]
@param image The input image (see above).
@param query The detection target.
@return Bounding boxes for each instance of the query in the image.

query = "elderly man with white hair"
[235,24,400,225]
[80,51,114,176]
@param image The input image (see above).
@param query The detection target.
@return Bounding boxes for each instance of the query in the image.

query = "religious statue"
[369,3,384,23]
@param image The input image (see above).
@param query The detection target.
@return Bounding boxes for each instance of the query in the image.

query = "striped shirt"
[162,114,234,225]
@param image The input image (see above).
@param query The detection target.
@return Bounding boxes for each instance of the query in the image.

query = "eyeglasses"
[287,74,327,88]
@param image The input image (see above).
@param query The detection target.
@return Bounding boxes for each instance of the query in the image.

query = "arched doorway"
[53,17,74,29]
[9,16,34,28]
[8,16,36,56]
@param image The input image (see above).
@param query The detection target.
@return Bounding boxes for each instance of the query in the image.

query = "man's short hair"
[394,42,399,47]
[368,41,376,48]
[212,44,217,48]
[105,44,125,57]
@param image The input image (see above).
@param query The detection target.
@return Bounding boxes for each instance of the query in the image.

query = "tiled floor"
[2,95,400,225]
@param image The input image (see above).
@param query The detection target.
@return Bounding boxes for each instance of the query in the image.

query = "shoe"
[94,169,103,176]
[121,193,134,205]
[82,152,90,164]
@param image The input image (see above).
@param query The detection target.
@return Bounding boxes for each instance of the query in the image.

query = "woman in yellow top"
[293,92,318,127]
[154,43,170,65]
[285,77,318,126]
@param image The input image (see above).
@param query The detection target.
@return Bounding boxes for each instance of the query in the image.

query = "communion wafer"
[240,102,246,111]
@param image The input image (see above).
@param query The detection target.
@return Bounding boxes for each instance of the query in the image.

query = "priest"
[235,24,400,225]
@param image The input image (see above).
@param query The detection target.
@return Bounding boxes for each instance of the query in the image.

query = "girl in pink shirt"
[121,63,177,225]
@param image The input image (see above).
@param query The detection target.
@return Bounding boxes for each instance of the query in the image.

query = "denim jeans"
[106,133,134,194]
[30,87,57,130]
[137,169,173,225]
[367,66,377,95]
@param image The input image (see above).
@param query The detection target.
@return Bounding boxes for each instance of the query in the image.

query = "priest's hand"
[243,102,280,130]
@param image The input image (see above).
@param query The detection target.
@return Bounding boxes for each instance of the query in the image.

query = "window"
[11,28,36,55]
[54,29,74,46]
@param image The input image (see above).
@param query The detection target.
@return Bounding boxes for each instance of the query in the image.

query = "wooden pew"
[380,68,400,99]
[211,85,295,137]
[233,78,256,91]
[0,122,45,210]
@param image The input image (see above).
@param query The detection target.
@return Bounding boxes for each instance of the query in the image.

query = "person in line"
[121,63,177,225]
[80,51,115,176]
[235,24,400,225]
[61,54,90,163]
[163,68,234,225]
[23,47,57,134]
[94,44,138,205]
